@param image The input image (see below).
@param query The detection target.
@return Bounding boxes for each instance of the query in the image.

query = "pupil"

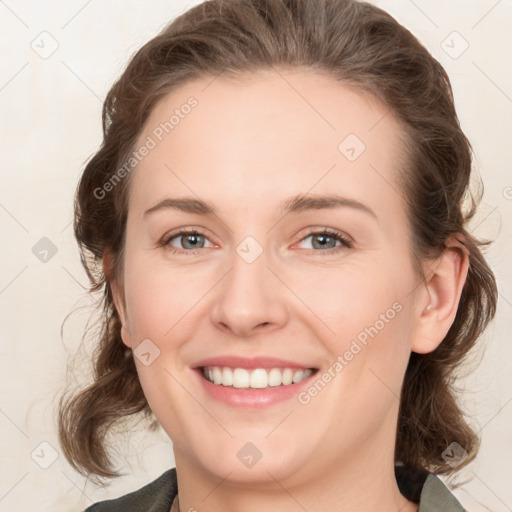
[314,234,333,249]
[184,234,202,249]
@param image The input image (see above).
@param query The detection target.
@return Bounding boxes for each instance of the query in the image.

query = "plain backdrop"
[0,1,511,511]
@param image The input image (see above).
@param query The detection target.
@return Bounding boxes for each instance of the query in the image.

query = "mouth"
[197,366,319,389]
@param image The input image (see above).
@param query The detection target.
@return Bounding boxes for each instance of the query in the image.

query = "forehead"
[129,68,408,220]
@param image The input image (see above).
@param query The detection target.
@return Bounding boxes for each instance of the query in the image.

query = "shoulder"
[83,465,467,511]
[395,465,466,511]
[84,468,177,512]
[418,473,466,512]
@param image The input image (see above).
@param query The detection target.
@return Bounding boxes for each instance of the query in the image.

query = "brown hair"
[58,0,498,482]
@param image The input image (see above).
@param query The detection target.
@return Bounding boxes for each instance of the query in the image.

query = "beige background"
[0,1,510,510]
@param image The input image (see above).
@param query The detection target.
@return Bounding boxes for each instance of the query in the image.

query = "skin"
[108,68,469,512]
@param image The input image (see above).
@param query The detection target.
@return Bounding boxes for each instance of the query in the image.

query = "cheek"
[325,296,411,391]
[123,255,207,342]
[297,258,415,388]
[123,243,414,352]
[283,259,405,337]
[121,256,207,437]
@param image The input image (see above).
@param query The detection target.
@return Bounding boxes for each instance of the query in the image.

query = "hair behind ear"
[58,301,152,482]
[396,228,497,474]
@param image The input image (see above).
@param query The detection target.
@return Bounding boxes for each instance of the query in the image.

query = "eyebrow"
[144,194,378,220]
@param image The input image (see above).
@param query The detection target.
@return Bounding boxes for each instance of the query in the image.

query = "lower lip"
[193,368,318,408]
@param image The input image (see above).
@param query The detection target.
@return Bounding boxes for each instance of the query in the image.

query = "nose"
[210,245,289,337]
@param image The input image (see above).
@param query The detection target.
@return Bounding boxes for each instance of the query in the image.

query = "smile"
[200,366,317,389]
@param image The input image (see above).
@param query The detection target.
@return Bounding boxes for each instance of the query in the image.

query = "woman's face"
[113,69,430,484]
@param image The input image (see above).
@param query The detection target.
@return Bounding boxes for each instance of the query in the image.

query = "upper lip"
[192,355,318,370]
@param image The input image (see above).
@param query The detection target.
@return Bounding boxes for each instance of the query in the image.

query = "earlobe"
[411,236,470,354]
[102,250,133,349]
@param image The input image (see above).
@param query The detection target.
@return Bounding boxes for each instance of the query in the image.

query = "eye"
[295,229,352,254]
[161,229,215,254]
[160,227,352,255]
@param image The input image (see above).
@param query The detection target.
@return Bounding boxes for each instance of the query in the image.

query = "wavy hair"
[58,0,498,481]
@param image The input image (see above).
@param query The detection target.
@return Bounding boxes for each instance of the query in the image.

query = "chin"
[189,438,307,485]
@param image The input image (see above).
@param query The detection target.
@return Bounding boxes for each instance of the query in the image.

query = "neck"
[173,421,418,512]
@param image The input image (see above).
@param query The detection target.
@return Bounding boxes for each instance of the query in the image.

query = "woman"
[58,0,498,510]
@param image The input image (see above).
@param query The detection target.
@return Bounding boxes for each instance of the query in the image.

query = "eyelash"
[160,228,353,255]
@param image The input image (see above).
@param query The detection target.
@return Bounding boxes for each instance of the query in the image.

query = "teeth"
[249,368,268,389]
[222,367,233,386]
[282,368,293,385]
[233,368,250,388]
[213,367,222,385]
[201,366,314,388]
[292,369,305,383]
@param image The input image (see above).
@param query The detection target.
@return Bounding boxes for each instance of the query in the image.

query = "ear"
[103,250,133,349]
[410,235,469,354]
